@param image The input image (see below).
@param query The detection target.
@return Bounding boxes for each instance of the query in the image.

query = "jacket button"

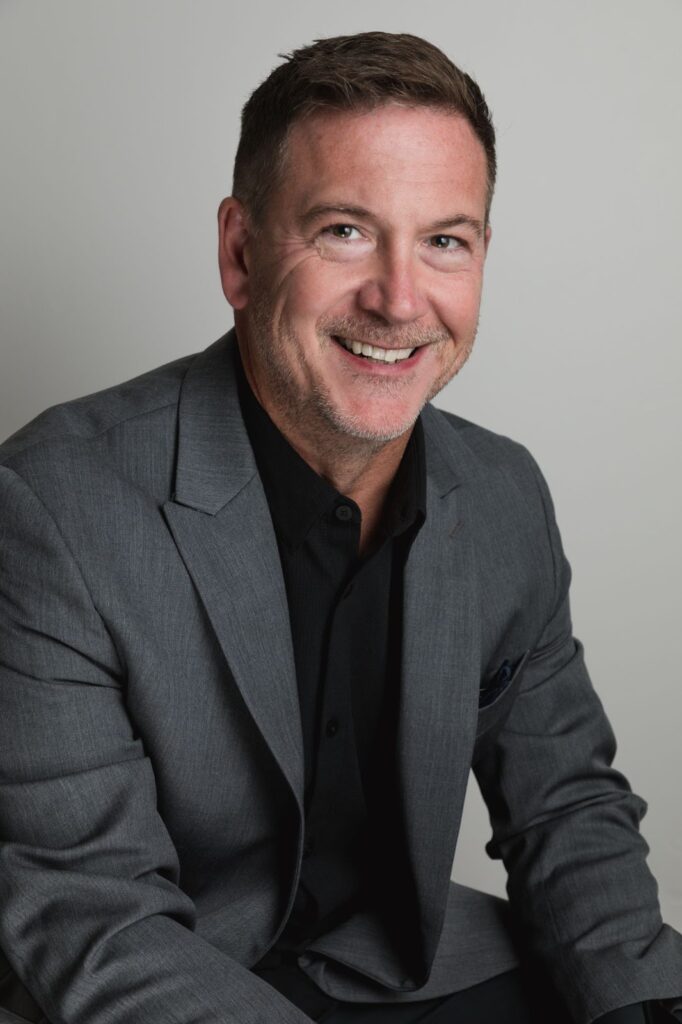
[303,837,315,858]
[325,718,339,737]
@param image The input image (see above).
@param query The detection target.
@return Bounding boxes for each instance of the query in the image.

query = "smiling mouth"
[332,335,417,364]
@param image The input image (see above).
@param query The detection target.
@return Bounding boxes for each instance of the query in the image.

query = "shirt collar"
[234,343,426,552]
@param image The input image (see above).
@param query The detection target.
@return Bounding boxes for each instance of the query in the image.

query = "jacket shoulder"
[427,403,540,477]
[0,351,196,467]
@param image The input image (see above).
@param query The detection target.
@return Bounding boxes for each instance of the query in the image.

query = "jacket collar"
[172,329,465,516]
[172,332,257,514]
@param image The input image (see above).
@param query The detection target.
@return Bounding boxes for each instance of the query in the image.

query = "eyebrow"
[299,203,484,238]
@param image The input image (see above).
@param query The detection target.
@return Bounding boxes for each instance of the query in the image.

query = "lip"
[330,335,428,374]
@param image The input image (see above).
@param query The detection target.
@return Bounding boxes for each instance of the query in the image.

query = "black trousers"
[315,969,667,1024]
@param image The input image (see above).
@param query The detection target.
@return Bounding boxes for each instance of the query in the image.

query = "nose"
[356,247,429,325]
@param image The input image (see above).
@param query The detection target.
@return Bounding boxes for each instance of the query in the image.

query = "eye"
[428,234,464,251]
[323,224,362,241]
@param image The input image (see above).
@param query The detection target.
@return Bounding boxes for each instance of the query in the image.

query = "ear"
[217,196,252,309]
[484,222,492,255]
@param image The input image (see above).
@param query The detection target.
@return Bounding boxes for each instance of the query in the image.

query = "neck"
[277,408,413,554]
[287,427,411,556]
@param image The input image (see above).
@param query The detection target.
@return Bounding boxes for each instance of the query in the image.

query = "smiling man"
[0,31,680,1024]
[220,103,488,554]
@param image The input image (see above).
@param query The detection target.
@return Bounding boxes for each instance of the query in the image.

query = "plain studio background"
[1,0,680,931]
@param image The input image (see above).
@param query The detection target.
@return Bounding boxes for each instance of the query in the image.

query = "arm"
[473,452,682,1024]
[0,466,310,1024]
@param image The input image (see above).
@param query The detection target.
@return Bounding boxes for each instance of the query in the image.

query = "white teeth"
[336,337,415,363]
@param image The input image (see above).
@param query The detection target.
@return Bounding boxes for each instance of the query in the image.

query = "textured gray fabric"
[0,331,680,1024]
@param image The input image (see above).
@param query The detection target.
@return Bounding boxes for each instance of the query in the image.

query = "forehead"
[275,104,489,218]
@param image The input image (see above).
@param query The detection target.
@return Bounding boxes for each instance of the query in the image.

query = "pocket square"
[479,652,527,708]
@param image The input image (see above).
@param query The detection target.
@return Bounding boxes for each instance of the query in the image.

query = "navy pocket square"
[479,652,528,709]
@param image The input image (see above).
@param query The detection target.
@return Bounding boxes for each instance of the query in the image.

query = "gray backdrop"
[1,0,680,928]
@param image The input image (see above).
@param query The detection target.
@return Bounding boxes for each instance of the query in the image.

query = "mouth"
[331,335,418,364]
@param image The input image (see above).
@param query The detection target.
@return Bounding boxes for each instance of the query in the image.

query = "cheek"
[282,261,363,325]
[433,275,484,335]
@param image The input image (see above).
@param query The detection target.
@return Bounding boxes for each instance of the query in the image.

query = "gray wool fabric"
[0,331,680,1024]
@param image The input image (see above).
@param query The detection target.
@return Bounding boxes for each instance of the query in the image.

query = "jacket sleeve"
[0,465,311,1024]
[472,451,682,1024]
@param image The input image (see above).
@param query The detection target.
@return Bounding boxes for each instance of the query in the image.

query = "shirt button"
[335,504,353,522]
[303,836,315,858]
[325,717,339,737]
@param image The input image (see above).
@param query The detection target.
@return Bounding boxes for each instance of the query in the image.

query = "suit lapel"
[162,332,304,811]
[399,410,481,976]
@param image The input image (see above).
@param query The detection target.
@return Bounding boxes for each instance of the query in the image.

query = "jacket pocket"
[478,650,530,711]
[472,650,530,762]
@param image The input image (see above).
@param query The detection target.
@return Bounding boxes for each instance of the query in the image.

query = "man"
[0,31,680,1024]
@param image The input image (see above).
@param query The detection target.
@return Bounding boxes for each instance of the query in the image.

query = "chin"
[325,402,421,444]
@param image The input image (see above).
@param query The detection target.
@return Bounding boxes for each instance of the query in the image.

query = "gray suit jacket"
[0,332,680,1024]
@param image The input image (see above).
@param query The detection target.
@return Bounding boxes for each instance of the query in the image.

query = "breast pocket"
[472,649,530,763]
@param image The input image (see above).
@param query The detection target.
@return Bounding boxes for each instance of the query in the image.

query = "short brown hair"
[232,32,496,223]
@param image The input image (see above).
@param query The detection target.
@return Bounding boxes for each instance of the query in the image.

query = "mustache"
[318,315,451,349]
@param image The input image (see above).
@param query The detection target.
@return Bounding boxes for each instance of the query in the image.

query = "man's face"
[225,104,491,448]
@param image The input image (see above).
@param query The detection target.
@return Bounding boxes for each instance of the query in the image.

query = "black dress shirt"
[233,349,425,1017]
